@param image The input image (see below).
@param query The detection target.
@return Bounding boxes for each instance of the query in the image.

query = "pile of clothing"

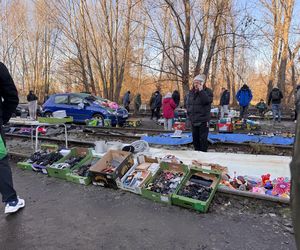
[146,171,184,195]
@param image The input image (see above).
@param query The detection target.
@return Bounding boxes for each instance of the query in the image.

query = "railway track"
[6,130,293,157]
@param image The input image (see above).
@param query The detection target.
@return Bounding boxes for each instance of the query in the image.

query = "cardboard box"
[89,150,134,189]
[217,123,233,133]
[172,167,221,213]
[117,155,160,194]
[173,122,186,131]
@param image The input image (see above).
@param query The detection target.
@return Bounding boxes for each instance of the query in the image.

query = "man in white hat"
[185,74,213,152]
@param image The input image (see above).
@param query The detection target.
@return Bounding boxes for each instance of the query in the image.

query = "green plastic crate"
[172,167,221,213]
[47,148,92,180]
[17,162,33,170]
[66,173,92,185]
[141,162,189,205]
[66,157,100,185]
[16,144,59,172]
[38,116,73,124]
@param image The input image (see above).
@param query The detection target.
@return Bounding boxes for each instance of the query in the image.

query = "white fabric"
[220,105,229,118]
[28,100,37,120]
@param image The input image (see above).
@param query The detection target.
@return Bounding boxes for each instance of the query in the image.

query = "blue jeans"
[272,104,281,122]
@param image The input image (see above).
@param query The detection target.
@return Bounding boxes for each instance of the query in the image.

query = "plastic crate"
[89,150,134,189]
[47,148,92,180]
[141,162,189,205]
[66,157,100,185]
[16,162,33,170]
[38,116,73,124]
[172,167,221,213]
[16,144,59,172]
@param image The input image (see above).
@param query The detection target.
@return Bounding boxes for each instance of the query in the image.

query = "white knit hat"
[193,74,205,83]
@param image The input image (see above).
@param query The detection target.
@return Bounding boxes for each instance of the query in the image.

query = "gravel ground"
[0,159,296,250]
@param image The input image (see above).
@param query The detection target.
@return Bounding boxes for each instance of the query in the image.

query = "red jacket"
[162,97,176,119]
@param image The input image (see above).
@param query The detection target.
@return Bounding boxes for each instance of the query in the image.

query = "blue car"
[42,93,128,126]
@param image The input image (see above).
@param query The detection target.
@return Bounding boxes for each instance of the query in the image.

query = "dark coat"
[27,92,38,102]
[154,92,162,109]
[186,87,213,124]
[268,88,283,105]
[220,90,230,106]
[0,62,19,127]
[172,90,180,107]
[149,94,156,110]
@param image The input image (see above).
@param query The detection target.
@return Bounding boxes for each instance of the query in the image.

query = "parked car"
[13,103,43,117]
[42,93,128,126]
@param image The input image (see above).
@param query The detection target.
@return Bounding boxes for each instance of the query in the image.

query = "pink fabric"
[162,98,176,119]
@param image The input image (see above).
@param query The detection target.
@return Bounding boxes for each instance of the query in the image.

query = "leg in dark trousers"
[192,125,201,151]
[192,122,209,152]
[199,122,209,152]
[155,107,161,120]
[151,109,155,119]
[0,156,17,203]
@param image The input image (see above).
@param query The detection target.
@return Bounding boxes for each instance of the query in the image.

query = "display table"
[9,118,68,152]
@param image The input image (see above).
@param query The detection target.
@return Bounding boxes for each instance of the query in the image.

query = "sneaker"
[5,198,25,214]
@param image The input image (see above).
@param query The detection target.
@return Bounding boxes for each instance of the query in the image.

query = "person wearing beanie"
[236,84,253,123]
[162,92,176,130]
[185,74,213,152]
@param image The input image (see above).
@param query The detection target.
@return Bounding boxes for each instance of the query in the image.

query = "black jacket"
[27,93,38,102]
[220,90,230,106]
[186,87,213,124]
[154,93,162,109]
[172,90,180,107]
[268,88,283,105]
[0,62,19,127]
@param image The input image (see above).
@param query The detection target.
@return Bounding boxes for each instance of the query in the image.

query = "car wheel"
[44,112,53,117]
[92,113,104,126]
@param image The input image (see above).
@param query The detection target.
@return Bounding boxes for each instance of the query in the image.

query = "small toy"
[261,174,271,186]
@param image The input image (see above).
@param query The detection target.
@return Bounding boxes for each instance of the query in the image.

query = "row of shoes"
[146,171,183,195]
[51,156,84,169]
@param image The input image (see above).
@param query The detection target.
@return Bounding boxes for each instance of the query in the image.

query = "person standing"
[0,62,25,214]
[27,90,38,120]
[122,90,131,112]
[186,74,213,152]
[268,86,283,123]
[172,90,180,108]
[219,87,230,118]
[134,93,142,115]
[154,90,162,120]
[236,84,253,123]
[162,92,176,130]
[149,92,156,120]
[295,85,300,122]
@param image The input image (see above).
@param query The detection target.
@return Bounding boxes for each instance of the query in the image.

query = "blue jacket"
[236,86,252,107]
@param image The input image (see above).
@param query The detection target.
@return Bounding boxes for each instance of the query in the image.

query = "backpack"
[271,89,280,100]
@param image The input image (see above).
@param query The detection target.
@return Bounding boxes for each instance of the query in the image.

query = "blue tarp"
[141,133,294,146]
